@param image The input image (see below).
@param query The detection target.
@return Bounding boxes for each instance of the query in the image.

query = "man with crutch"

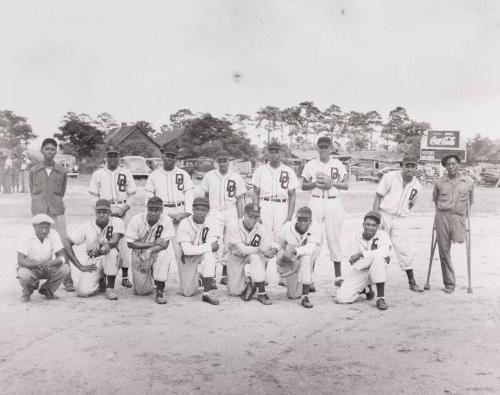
[427,153,473,294]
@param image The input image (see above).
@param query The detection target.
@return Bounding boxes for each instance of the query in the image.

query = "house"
[155,128,185,150]
[106,122,161,156]
[349,150,403,170]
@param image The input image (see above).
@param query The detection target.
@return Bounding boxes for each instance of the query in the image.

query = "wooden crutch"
[466,201,473,293]
[424,217,438,291]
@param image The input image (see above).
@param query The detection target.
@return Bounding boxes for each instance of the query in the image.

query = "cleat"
[442,287,454,294]
[202,294,220,305]
[155,291,168,304]
[376,298,388,310]
[409,279,424,293]
[309,283,316,293]
[64,284,76,292]
[334,277,344,287]
[366,288,375,301]
[257,293,272,305]
[39,287,58,299]
[301,296,313,308]
[121,277,133,288]
[241,283,257,302]
[106,289,119,300]
[278,279,286,287]
[220,276,227,286]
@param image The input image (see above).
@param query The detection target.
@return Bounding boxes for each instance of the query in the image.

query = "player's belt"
[164,202,184,208]
[109,200,127,204]
[260,197,287,203]
[312,195,336,199]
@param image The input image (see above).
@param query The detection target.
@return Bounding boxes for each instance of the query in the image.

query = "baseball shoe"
[64,284,76,292]
[301,296,313,308]
[364,287,375,301]
[241,283,257,302]
[98,278,106,293]
[39,287,58,299]
[257,293,272,305]
[202,294,220,305]
[106,289,119,300]
[121,277,133,288]
[334,277,344,287]
[309,283,316,293]
[220,276,227,286]
[442,287,454,294]
[211,278,218,290]
[376,298,388,310]
[278,279,286,287]
[409,279,424,293]
[155,291,168,304]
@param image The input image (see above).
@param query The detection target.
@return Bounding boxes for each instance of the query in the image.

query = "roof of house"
[350,150,403,162]
[106,124,160,148]
[155,128,185,148]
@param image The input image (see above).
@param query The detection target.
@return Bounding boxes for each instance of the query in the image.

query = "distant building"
[106,122,161,156]
[350,150,403,170]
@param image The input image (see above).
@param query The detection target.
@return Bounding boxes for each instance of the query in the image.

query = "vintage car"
[54,154,79,178]
[120,156,152,179]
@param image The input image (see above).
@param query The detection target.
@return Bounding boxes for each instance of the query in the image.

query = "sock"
[202,277,212,293]
[256,282,265,293]
[375,282,384,298]
[334,261,342,278]
[107,275,116,289]
[222,265,227,277]
[122,268,128,278]
[155,281,165,292]
[405,269,414,282]
[302,284,310,296]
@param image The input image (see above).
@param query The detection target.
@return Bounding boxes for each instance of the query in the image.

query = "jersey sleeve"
[301,161,313,181]
[125,216,141,242]
[112,218,125,235]
[50,230,64,253]
[183,170,194,192]
[125,169,138,197]
[235,174,247,197]
[88,170,100,198]
[69,224,86,246]
[176,219,192,244]
[376,172,390,197]
[251,168,261,188]
[287,168,300,190]
[201,173,209,193]
[161,216,176,239]
[144,173,155,199]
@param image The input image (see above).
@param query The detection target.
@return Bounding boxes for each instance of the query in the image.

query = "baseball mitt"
[133,249,157,274]
[277,254,300,278]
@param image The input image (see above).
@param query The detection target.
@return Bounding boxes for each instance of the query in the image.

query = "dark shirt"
[29,163,67,215]
[432,175,473,216]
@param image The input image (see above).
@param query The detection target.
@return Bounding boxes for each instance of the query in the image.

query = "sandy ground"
[1,178,500,395]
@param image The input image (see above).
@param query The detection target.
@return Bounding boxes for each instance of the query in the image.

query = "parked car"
[180,157,215,180]
[120,156,151,179]
[146,157,163,171]
[55,154,79,178]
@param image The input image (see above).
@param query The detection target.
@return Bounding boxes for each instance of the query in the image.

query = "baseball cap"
[441,153,461,167]
[363,211,381,224]
[147,197,164,208]
[193,196,210,208]
[162,144,178,156]
[267,141,281,151]
[95,199,111,210]
[317,136,332,146]
[296,207,312,218]
[106,145,121,154]
[401,153,418,165]
[244,203,261,216]
[41,138,58,148]
[32,214,54,225]
[215,150,231,159]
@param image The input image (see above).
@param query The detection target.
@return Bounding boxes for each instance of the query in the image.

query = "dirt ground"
[1,178,500,395]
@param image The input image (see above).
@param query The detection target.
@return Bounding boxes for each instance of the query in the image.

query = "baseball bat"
[466,201,472,294]
[424,220,438,291]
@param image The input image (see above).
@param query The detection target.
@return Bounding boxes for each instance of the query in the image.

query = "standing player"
[276,207,322,308]
[224,203,278,305]
[201,149,246,285]
[65,200,125,300]
[125,197,175,304]
[336,211,391,310]
[301,136,349,288]
[432,153,473,294]
[88,145,137,289]
[373,154,424,292]
[177,197,221,305]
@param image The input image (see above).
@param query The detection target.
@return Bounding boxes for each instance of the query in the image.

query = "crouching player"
[276,207,321,308]
[177,197,221,305]
[225,203,278,305]
[336,211,391,311]
[125,197,175,304]
[65,199,124,300]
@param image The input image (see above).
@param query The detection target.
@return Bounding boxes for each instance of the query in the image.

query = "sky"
[1,0,500,147]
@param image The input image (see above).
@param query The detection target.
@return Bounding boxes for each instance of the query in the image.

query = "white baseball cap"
[32,214,54,225]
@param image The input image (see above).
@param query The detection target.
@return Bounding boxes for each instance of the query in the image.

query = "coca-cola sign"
[427,131,460,148]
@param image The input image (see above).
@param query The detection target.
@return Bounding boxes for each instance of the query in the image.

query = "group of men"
[16,135,473,310]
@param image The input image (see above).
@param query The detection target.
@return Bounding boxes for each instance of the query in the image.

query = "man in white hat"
[16,214,70,302]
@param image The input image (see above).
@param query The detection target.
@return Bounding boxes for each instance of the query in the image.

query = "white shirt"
[301,158,347,198]
[277,220,322,257]
[88,166,138,204]
[69,217,125,251]
[347,229,391,259]
[177,216,220,256]
[376,170,422,217]
[144,168,194,213]
[125,213,175,244]
[17,228,64,263]
[251,163,299,199]
[201,170,247,210]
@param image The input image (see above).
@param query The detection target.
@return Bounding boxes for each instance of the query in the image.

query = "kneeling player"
[276,207,321,308]
[225,203,278,305]
[336,211,390,310]
[177,197,221,305]
[66,200,124,300]
[125,197,175,304]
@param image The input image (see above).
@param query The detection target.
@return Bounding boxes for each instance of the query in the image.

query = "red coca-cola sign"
[427,131,460,148]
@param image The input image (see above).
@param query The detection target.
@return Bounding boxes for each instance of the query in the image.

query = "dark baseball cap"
[193,196,210,208]
[106,145,121,154]
[95,199,111,210]
[162,144,178,156]
[441,153,461,167]
[402,153,419,165]
[244,203,261,216]
[41,138,58,148]
[215,150,231,159]
[317,136,332,146]
[147,197,164,208]
[296,207,312,218]
[267,141,281,151]
[363,211,381,224]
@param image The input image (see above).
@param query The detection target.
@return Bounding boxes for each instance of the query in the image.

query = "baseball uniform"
[276,220,322,299]
[88,166,137,269]
[336,229,391,303]
[177,215,220,296]
[376,170,422,271]
[301,157,347,262]
[125,213,175,295]
[69,217,125,297]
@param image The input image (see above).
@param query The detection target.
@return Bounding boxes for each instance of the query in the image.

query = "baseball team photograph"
[1,1,500,394]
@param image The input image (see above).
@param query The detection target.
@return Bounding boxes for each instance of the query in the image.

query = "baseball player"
[88,145,137,289]
[224,203,278,305]
[201,149,246,285]
[373,153,424,292]
[177,197,221,305]
[301,136,349,288]
[125,197,175,304]
[65,199,125,300]
[432,153,474,294]
[336,211,391,310]
[16,214,70,302]
[276,207,322,308]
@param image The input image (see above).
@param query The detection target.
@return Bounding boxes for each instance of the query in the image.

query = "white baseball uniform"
[69,217,125,297]
[251,164,299,240]
[125,213,175,295]
[376,170,422,271]
[276,220,322,299]
[88,166,137,269]
[336,229,391,303]
[177,216,221,296]
[224,219,274,296]
[301,157,347,262]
